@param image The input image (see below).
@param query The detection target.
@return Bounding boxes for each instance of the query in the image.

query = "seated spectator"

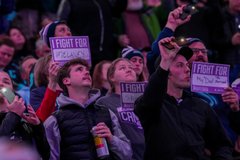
[93,60,111,96]
[6,26,34,86]
[96,58,145,160]
[35,38,51,58]
[44,58,132,160]
[0,71,50,160]
[30,21,72,121]
[17,56,37,105]
[0,36,15,71]
[30,55,61,123]
[134,37,233,159]
[39,20,72,48]
[122,46,149,81]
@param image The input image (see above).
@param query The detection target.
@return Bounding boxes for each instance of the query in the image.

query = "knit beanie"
[122,46,144,60]
[39,21,66,47]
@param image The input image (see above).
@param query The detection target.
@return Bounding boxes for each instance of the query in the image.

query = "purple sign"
[117,107,142,129]
[191,62,230,94]
[231,78,240,100]
[49,36,91,66]
[120,82,147,108]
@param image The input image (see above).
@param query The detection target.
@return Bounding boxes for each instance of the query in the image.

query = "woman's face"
[130,56,144,76]
[110,60,137,85]
[9,28,26,47]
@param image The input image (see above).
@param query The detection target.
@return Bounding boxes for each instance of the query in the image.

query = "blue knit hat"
[39,21,66,47]
[122,46,144,60]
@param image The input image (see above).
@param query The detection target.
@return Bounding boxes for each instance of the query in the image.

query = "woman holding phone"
[0,71,50,160]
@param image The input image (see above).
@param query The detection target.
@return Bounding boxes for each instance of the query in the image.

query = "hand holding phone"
[162,41,175,50]
[7,96,26,116]
[161,38,187,50]
[180,4,198,20]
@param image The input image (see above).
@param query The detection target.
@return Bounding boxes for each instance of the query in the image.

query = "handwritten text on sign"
[191,62,230,94]
[120,82,147,108]
[49,36,91,66]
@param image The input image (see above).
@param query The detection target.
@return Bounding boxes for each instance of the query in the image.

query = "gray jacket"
[44,89,132,160]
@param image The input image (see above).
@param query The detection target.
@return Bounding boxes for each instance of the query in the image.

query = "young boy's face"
[54,24,72,37]
[168,55,191,89]
[65,64,92,88]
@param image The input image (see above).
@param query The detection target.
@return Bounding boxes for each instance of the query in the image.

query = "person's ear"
[109,73,115,83]
[63,77,70,85]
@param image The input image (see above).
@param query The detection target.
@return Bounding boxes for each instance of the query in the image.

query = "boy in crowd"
[44,58,132,160]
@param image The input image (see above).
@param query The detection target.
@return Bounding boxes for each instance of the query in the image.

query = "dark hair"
[57,58,89,94]
[7,26,26,41]
[0,35,15,49]
[34,55,52,87]
[93,60,111,89]
[19,55,36,74]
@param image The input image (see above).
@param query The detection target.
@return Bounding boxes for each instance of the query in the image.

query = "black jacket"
[0,112,50,160]
[134,67,233,160]
[58,0,127,67]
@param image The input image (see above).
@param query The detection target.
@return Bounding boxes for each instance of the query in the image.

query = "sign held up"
[49,36,91,66]
[191,62,230,94]
[120,82,147,108]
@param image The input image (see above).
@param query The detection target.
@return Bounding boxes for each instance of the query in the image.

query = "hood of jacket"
[56,88,101,109]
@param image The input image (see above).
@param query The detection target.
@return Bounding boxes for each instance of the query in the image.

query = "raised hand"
[158,37,180,70]
[48,61,61,91]
[222,87,239,112]
[166,6,191,31]
[7,96,25,116]
[22,105,41,125]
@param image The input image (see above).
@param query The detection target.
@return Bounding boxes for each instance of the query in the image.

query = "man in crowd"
[134,37,233,159]
[44,58,132,160]
[0,36,15,71]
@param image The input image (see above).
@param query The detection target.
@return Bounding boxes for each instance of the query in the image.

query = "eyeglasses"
[191,48,208,55]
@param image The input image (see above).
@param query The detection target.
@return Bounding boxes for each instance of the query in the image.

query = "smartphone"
[179,4,198,20]
[162,42,175,50]
[162,38,187,50]
[0,87,15,103]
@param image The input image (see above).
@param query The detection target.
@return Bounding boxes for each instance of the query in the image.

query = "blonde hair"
[107,58,133,93]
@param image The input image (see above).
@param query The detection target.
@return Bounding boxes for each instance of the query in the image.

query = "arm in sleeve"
[44,115,61,160]
[134,67,169,127]
[31,123,50,160]
[204,107,233,160]
[108,110,133,160]
[0,112,21,136]
[36,87,58,122]
[30,88,45,111]
[147,27,174,74]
